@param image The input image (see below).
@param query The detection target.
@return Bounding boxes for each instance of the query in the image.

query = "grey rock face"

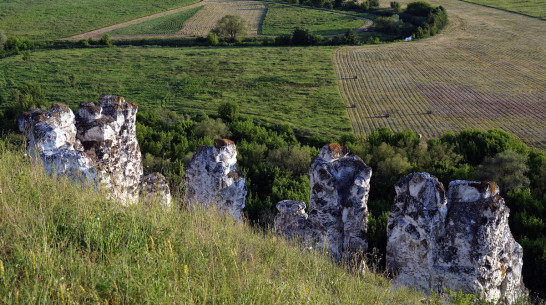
[18,95,172,206]
[183,139,247,220]
[18,103,97,183]
[140,172,172,207]
[76,95,143,204]
[308,143,372,260]
[387,173,524,304]
[274,200,310,239]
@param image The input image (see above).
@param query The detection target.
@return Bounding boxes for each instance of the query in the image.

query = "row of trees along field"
[129,104,546,299]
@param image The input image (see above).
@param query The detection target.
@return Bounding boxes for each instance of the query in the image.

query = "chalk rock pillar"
[18,103,97,183]
[308,143,372,260]
[387,174,525,304]
[75,95,143,203]
[183,139,247,220]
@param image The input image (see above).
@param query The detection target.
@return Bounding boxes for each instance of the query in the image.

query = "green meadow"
[0,46,352,138]
[261,3,366,36]
[0,0,200,40]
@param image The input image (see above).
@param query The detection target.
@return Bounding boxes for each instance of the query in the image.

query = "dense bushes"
[405,1,433,16]
[409,4,449,38]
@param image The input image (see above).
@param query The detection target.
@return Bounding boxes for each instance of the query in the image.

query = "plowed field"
[333,0,546,149]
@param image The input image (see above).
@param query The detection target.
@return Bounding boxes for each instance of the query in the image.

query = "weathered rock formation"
[140,172,172,207]
[18,95,171,206]
[387,173,524,304]
[183,139,247,220]
[274,200,310,239]
[274,143,372,260]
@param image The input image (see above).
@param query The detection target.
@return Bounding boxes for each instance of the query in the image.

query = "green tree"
[194,118,231,140]
[11,81,46,111]
[206,32,219,46]
[291,27,315,45]
[390,1,402,12]
[218,101,239,122]
[212,15,247,41]
[100,33,112,47]
[476,150,530,193]
[268,145,312,176]
[342,29,360,45]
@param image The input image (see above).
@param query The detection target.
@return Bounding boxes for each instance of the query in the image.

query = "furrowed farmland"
[334,0,546,149]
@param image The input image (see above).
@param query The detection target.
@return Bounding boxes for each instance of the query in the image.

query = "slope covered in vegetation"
[0,141,436,304]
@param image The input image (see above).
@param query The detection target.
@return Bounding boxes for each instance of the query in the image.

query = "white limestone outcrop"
[183,139,247,220]
[387,173,524,304]
[18,95,171,206]
[274,143,372,260]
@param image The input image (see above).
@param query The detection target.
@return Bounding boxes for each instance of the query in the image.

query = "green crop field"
[333,0,546,150]
[462,0,546,19]
[0,0,200,40]
[109,6,204,36]
[0,46,351,138]
[261,3,367,36]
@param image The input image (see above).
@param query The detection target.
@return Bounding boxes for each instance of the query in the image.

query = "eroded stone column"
[387,173,525,304]
[308,143,372,260]
[183,139,247,220]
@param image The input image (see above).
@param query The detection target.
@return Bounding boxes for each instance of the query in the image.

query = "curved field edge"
[0,0,201,40]
[261,3,367,36]
[0,46,352,139]
[333,0,546,150]
[108,6,204,36]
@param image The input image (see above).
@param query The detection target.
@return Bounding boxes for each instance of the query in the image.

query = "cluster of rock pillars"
[19,95,524,304]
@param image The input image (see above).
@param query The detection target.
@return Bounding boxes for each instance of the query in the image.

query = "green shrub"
[206,32,219,46]
[100,33,112,47]
[342,29,360,45]
[405,1,433,16]
[292,27,315,45]
[390,1,402,12]
[218,101,239,122]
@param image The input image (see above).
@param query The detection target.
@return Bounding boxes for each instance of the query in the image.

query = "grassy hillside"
[109,6,204,36]
[261,3,366,36]
[461,0,546,19]
[334,0,546,150]
[0,0,200,40]
[0,142,437,304]
[0,46,351,138]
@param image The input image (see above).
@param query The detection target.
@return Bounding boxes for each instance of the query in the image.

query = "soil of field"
[333,0,546,149]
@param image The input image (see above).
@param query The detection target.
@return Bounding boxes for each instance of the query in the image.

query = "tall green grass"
[109,6,204,36]
[0,46,352,138]
[0,141,439,304]
[461,0,545,19]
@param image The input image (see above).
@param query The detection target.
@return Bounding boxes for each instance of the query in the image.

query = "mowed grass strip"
[261,4,366,36]
[0,0,200,40]
[0,46,351,138]
[109,6,204,35]
[461,0,545,19]
[333,0,546,149]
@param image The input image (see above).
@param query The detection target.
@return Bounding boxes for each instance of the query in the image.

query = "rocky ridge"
[387,173,524,304]
[18,94,171,206]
